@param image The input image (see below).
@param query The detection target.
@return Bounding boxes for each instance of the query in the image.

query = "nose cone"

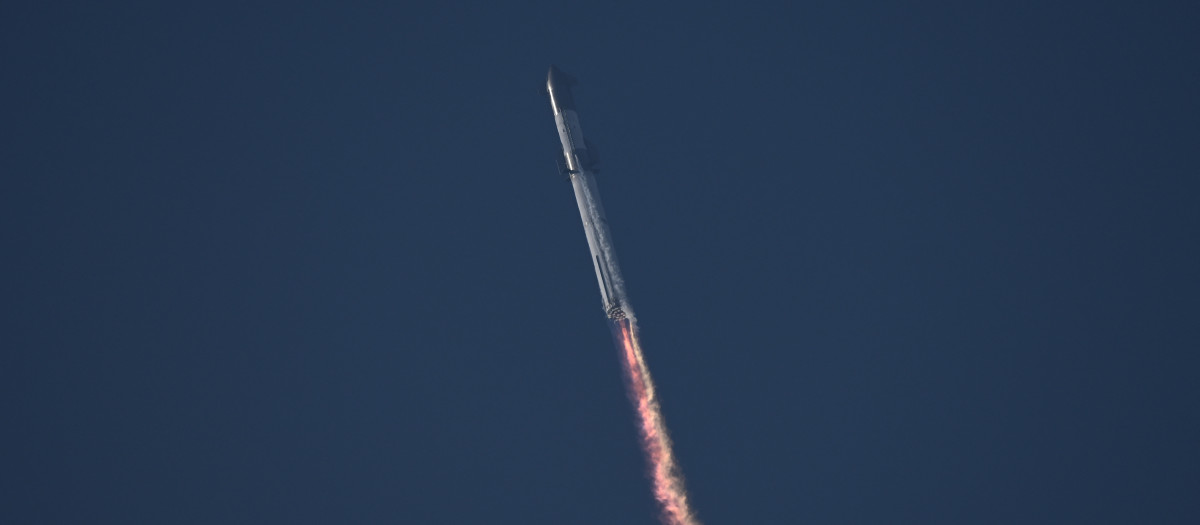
[546,65,577,111]
[547,65,575,90]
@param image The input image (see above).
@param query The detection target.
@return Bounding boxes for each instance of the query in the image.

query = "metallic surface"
[547,66,627,319]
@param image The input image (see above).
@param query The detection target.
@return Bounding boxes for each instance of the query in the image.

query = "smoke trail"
[611,317,701,525]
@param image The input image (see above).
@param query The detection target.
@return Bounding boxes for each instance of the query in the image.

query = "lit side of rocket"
[547,66,628,320]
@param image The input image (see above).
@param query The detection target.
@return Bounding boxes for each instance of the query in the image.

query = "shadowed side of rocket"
[547,66,627,320]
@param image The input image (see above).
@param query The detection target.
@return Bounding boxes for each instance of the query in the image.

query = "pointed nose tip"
[546,66,577,110]
[547,65,575,88]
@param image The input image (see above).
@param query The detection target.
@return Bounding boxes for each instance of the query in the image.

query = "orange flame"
[614,318,700,525]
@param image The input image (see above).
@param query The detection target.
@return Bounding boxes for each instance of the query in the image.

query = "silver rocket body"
[547,66,629,320]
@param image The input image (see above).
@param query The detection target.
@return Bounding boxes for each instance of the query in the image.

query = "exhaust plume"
[612,317,701,525]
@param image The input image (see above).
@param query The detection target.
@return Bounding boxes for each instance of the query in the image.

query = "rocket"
[547,66,629,320]
[547,67,701,524]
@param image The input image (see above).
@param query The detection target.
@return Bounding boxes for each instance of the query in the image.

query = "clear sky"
[4,2,1198,524]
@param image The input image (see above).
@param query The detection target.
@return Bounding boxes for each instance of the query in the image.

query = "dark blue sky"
[4,2,1198,524]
